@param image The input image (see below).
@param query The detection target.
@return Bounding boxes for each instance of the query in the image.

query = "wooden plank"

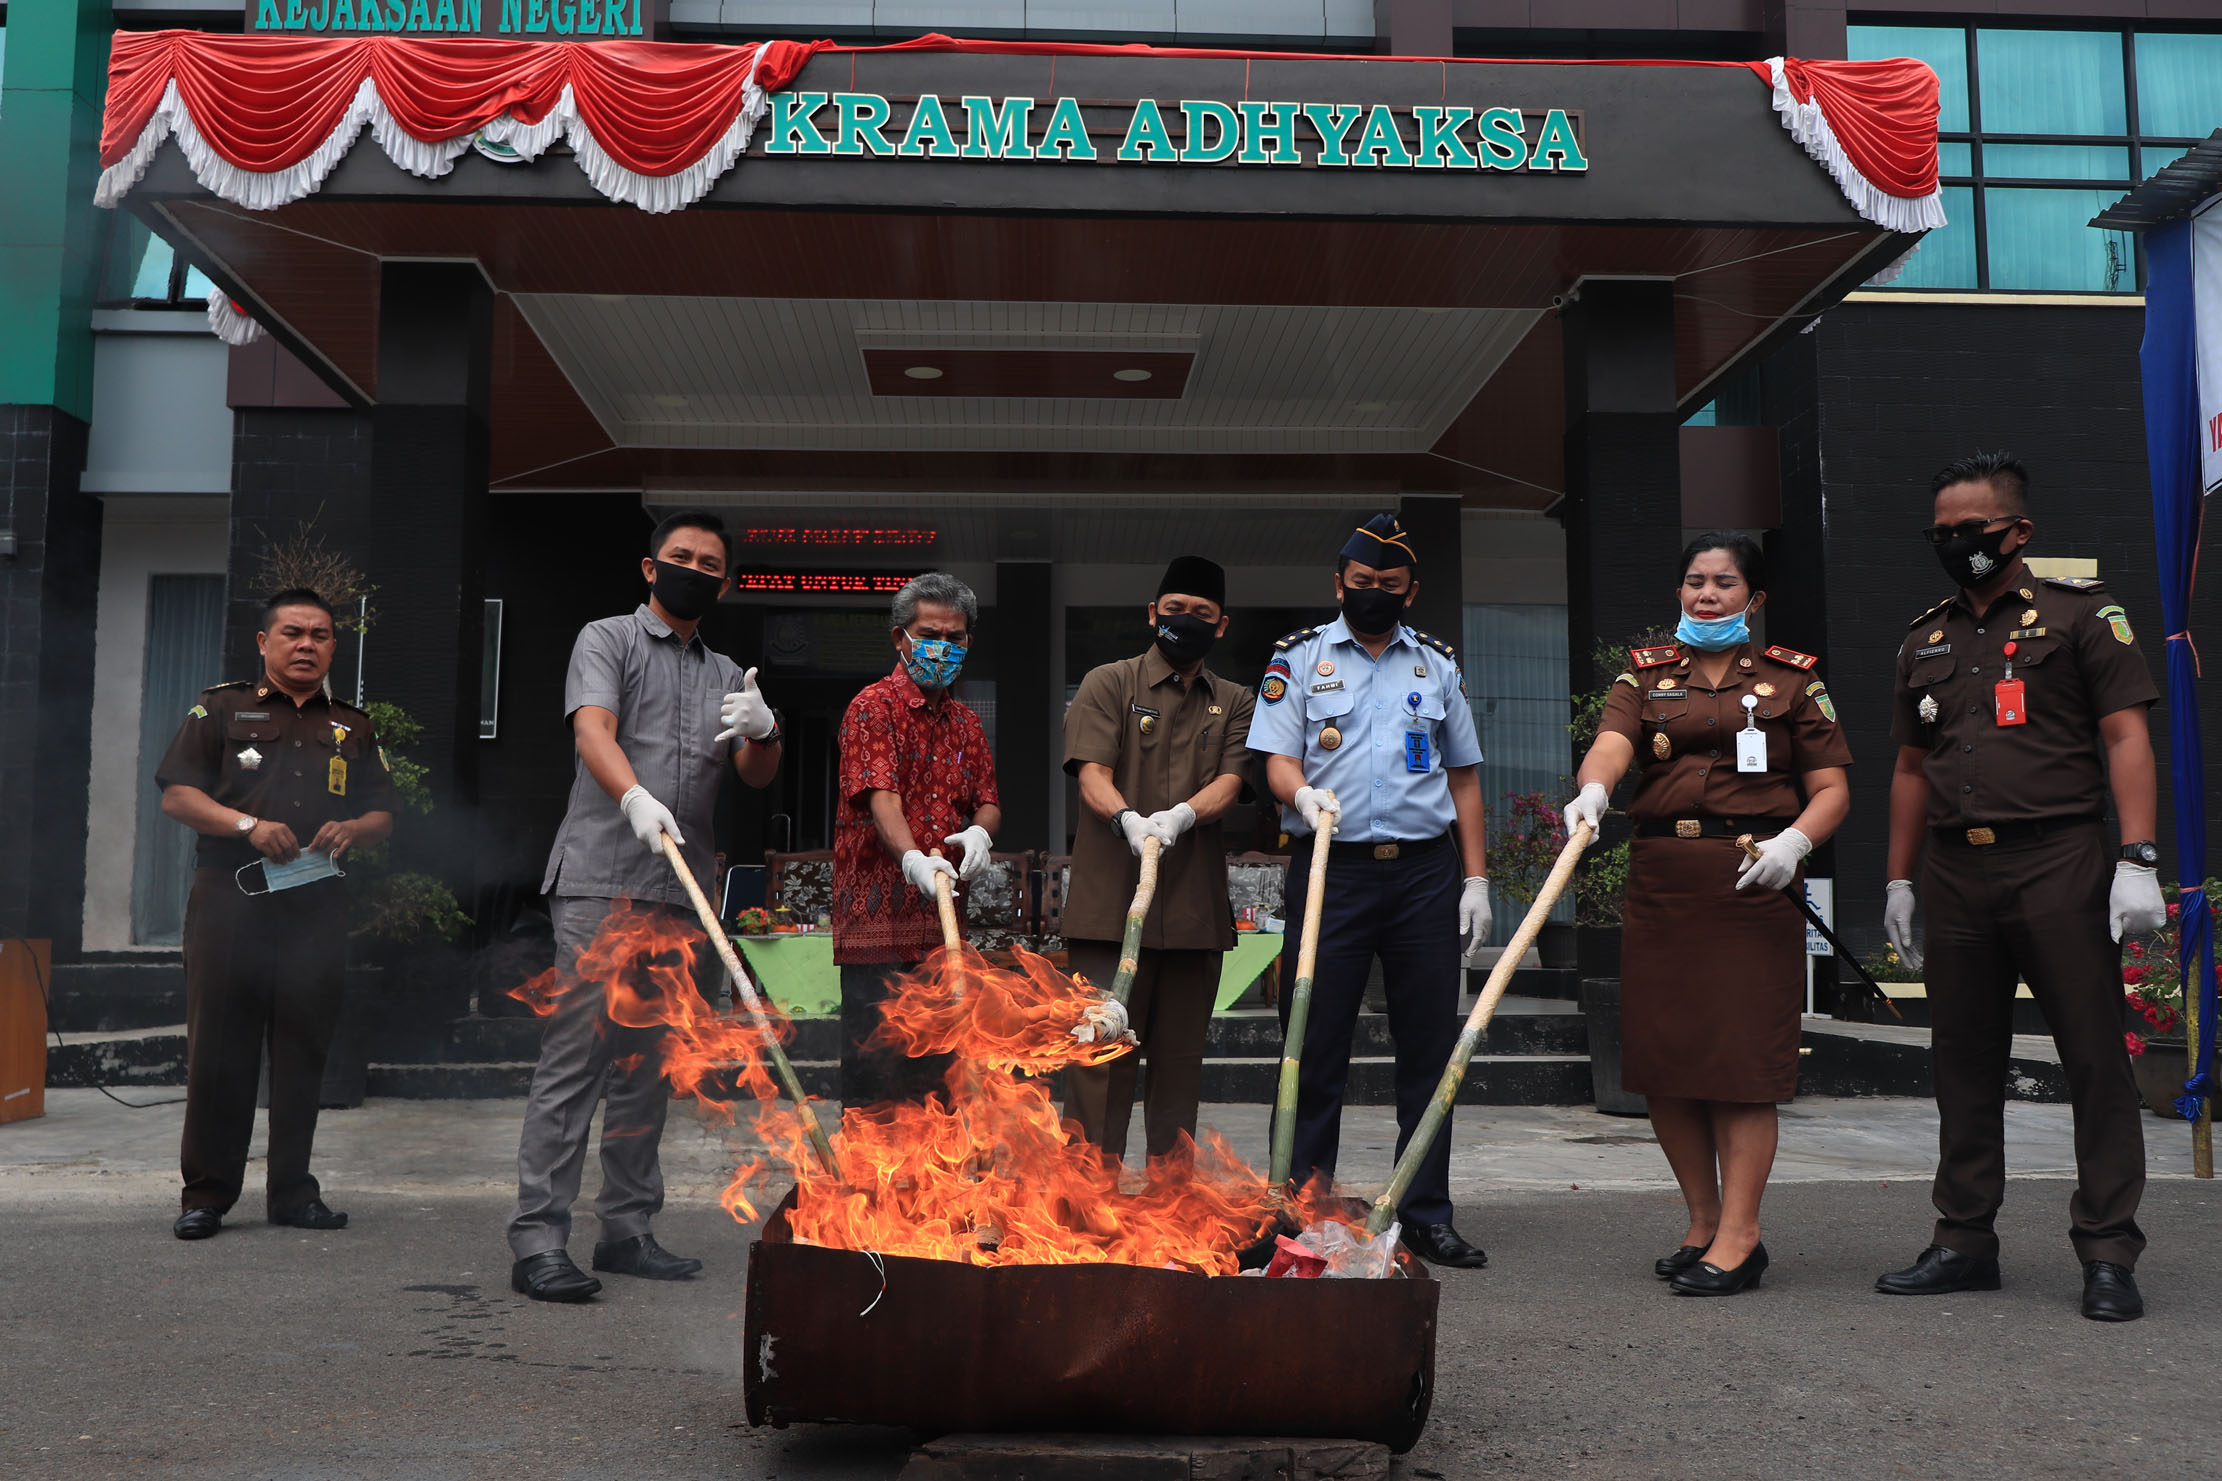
[0,939,51,1124]
[900,1433,1390,1481]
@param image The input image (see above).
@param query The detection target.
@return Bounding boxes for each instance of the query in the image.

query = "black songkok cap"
[1340,512,1416,570]
[1157,555,1226,606]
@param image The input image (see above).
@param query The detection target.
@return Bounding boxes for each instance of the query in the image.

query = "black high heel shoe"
[1654,1245,1707,1280]
[1670,1242,1768,1296]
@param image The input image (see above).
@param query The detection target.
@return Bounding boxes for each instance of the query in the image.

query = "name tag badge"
[328,756,348,795]
[1914,643,1952,661]
[1736,729,1769,773]
[1994,678,2027,726]
[1311,679,1344,694]
[1404,730,1431,774]
[1647,688,1687,702]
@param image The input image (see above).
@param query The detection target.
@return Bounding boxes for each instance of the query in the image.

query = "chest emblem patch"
[1928,631,1944,644]
[1316,660,1334,677]
[236,746,263,771]
[1320,725,1344,751]
[1754,682,1776,698]
[1918,693,1940,725]
[1652,731,1672,760]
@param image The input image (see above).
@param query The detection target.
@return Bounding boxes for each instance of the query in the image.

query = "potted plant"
[2122,887,2219,1117]
[1488,790,1576,969]
[735,907,772,937]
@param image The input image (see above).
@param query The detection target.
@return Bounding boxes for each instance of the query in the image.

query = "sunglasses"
[1920,516,2022,548]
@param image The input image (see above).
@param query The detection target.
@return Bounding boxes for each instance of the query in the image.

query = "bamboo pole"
[1108,835,1163,1007]
[1269,802,1340,1190]
[1365,822,1591,1234]
[654,833,840,1177]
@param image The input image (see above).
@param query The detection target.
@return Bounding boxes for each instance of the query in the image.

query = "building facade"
[3,0,2218,1038]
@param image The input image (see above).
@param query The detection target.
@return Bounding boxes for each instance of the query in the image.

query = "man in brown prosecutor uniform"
[156,589,397,1240]
[1062,556,1254,1163]
[1878,452,2166,1321]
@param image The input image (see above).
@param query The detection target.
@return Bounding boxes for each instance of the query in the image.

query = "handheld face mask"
[237,849,345,896]
[902,636,967,691]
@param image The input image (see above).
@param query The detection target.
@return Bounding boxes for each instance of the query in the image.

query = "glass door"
[132,574,226,945]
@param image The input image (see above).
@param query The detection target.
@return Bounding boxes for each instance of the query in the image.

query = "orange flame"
[513,903,1358,1274]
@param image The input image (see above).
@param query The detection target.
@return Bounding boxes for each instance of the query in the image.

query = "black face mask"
[1152,611,1218,667]
[1934,525,2018,589]
[1340,584,1408,637]
[651,559,725,621]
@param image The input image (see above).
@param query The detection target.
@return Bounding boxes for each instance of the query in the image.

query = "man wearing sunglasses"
[1876,451,2164,1322]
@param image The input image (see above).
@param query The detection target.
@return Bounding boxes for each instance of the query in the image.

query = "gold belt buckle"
[1675,819,1702,839]
[1966,827,1997,846]
[1373,843,1401,860]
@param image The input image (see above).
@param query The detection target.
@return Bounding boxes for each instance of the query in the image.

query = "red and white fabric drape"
[98,32,826,214]
[1759,56,1946,235]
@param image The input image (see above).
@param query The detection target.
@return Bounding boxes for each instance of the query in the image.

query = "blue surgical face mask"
[1675,603,1753,653]
[902,636,967,691]
[237,849,345,896]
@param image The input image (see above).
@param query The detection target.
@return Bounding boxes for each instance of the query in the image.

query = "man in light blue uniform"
[1249,512,1494,1269]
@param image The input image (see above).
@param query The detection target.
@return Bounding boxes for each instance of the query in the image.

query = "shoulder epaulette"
[1410,630,1457,661]
[1630,645,1682,670]
[2043,575,2105,591]
[1906,597,1954,629]
[1271,625,1323,651]
[1762,645,1819,671]
[203,679,254,693]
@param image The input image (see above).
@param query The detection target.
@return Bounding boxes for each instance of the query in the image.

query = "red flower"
[2168,902,2182,920]
[2126,1031,2146,1057]
[2129,942,2146,959]
[2122,966,2146,986]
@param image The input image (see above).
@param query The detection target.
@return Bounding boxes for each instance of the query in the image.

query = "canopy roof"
[102,33,1943,510]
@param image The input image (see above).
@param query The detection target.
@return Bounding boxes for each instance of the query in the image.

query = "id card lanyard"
[1735,693,1768,773]
[1994,640,2027,726]
[1403,689,1431,774]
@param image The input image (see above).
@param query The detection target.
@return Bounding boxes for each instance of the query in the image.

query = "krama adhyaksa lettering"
[763,93,1588,172]
[249,0,649,37]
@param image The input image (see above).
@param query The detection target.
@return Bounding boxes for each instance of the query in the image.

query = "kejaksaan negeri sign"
[762,94,1589,172]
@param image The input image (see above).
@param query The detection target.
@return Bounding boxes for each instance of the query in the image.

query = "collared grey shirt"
[541,604,745,906]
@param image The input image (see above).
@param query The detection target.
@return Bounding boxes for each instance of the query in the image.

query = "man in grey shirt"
[508,509,784,1303]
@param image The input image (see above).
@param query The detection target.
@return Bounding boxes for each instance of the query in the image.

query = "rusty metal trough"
[743,1191,1440,1453]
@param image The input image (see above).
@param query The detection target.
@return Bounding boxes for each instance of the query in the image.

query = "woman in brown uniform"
[1563,534,1851,1295]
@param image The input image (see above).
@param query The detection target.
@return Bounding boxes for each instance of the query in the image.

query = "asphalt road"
[2,1094,2213,1480]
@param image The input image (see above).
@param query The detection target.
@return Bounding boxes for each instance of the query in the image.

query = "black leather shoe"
[1671,1242,1768,1296]
[173,1208,221,1241]
[511,1250,601,1302]
[1875,1245,2001,1296]
[268,1199,348,1231]
[1654,1244,1707,1280]
[1400,1222,1488,1269]
[592,1233,703,1280]
[2082,1261,2143,1322]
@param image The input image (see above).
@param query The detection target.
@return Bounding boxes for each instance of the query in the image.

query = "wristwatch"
[2120,840,2160,866]
[749,722,783,746]
[235,815,258,834]
[1110,807,1136,836]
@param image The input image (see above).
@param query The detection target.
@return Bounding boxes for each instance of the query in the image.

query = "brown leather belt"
[1931,815,2103,847]
[1322,832,1451,862]
[1633,816,1795,841]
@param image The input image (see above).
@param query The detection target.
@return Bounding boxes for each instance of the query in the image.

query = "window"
[97,213,216,307]
[1850,25,2221,293]
[1463,604,1571,944]
[132,575,227,945]
[480,598,504,739]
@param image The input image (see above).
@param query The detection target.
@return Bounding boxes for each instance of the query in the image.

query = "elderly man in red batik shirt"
[833,571,1002,1107]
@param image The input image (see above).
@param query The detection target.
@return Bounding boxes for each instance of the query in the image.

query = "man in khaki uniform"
[1062,556,1254,1163]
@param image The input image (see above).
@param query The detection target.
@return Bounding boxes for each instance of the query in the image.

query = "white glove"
[1115,809,1157,857]
[1458,876,1493,961]
[1144,802,1197,848]
[2111,862,2168,943]
[900,848,959,899]
[1735,826,1813,893]
[618,784,682,854]
[1883,879,1922,976]
[1563,782,1608,848]
[942,824,994,880]
[714,666,775,744]
[1293,786,1339,836]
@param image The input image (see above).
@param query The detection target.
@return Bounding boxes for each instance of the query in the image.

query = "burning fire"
[513,904,1355,1275]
